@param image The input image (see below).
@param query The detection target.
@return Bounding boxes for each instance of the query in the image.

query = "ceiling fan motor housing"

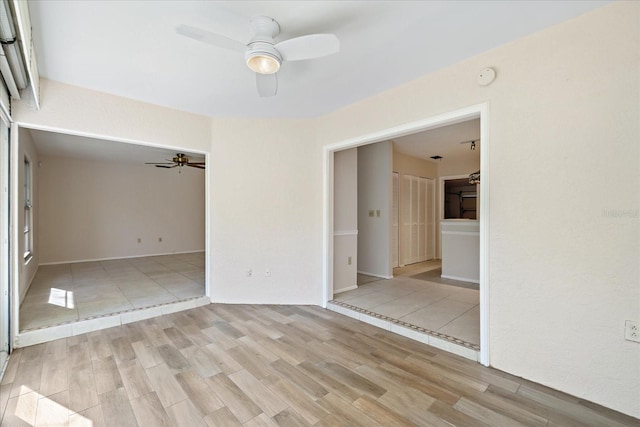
[250,16,280,41]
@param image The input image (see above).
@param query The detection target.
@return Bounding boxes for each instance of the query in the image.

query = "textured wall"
[210,117,322,304]
[357,142,393,278]
[318,2,639,417]
[12,2,639,417]
[38,155,205,263]
[333,148,358,293]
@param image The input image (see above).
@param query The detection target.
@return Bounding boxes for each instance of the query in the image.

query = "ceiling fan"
[145,153,205,170]
[176,16,340,97]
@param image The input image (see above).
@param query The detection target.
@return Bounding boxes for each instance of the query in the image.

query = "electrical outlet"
[265,268,271,277]
[625,320,639,343]
[348,256,352,265]
[376,209,380,217]
[246,269,252,277]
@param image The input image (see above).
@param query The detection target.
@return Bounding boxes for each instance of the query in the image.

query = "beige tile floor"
[20,252,206,331]
[334,260,480,346]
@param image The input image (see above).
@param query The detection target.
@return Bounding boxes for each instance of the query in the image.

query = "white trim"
[441,274,479,284]
[38,250,206,266]
[478,103,490,367]
[440,220,480,227]
[0,105,10,371]
[441,231,480,236]
[321,147,334,307]
[322,102,490,366]
[12,123,203,155]
[356,270,393,280]
[14,296,210,348]
[332,285,358,294]
[10,123,19,347]
[326,302,479,362]
[333,230,358,236]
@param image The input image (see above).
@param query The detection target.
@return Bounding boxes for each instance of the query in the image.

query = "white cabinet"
[441,219,479,283]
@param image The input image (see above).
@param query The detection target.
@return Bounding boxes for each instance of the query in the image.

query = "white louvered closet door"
[402,175,412,266]
[401,175,435,266]
[426,178,435,260]
[411,176,420,264]
[392,172,399,268]
[418,178,427,261]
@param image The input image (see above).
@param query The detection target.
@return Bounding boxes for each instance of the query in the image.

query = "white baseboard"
[357,270,393,280]
[333,285,358,294]
[440,273,479,284]
[39,249,205,266]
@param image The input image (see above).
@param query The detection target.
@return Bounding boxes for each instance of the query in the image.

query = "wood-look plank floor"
[0,304,637,426]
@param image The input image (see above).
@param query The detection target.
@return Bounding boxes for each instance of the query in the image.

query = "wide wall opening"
[325,104,489,364]
[12,127,208,341]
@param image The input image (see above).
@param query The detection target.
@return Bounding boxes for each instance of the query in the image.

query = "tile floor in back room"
[331,260,480,348]
[19,252,206,331]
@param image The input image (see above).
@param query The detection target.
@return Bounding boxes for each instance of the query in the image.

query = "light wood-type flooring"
[1,304,637,426]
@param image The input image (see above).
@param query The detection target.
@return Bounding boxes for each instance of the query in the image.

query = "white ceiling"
[29,1,611,119]
[392,118,480,163]
[28,129,204,165]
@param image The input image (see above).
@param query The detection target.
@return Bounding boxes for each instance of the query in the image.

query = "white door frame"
[0,107,10,374]
[322,103,490,366]
[9,123,211,344]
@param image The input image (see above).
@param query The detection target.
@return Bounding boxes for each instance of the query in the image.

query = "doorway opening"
[10,126,209,346]
[324,104,489,365]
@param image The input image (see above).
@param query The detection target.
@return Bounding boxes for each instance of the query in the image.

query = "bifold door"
[401,175,435,266]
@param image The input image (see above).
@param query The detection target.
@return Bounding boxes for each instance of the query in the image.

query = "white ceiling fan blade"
[275,34,340,61]
[256,73,277,97]
[176,24,246,53]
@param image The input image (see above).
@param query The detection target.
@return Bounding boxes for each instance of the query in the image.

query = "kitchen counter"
[440,219,479,283]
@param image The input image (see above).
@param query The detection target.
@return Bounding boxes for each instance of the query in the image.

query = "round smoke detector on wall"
[477,67,496,86]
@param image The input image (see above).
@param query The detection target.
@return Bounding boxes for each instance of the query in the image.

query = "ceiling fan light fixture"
[246,53,280,74]
[246,42,282,74]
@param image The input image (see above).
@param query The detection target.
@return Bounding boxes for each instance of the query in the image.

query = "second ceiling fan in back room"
[176,15,340,97]
[145,153,205,170]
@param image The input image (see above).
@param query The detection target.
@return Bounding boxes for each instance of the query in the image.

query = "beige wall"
[318,2,639,417]
[333,148,357,293]
[38,155,205,263]
[334,148,358,231]
[13,80,211,153]
[210,117,322,304]
[357,142,393,278]
[11,1,639,417]
[17,128,39,302]
[393,150,438,178]
[437,155,480,178]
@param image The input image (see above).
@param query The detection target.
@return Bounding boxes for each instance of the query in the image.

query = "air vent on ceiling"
[430,155,443,160]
